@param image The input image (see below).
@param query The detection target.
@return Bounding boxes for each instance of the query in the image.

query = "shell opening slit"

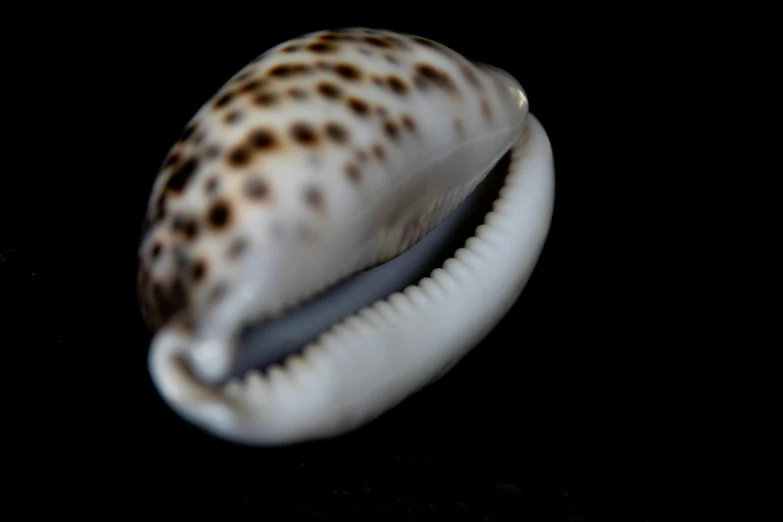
[139,28,555,445]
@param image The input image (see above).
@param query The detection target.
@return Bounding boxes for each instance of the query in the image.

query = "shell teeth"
[372,300,398,324]
[224,377,244,398]
[357,307,385,329]
[387,292,412,316]
[404,285,430,308]
[464,236,489,256]
[265,364,289,388]
[454,247,482,270]
[316,331,349,363]
[418,277,444,300]
[242,369,267,396]
[331,323,354,344]
[442,258,470,283]
[431,267,458,293]
[476,223,503,245]
[281,354,311,386]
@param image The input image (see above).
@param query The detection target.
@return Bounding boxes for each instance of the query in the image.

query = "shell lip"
[158,149,513,389]
[227,151,513,380]
[148,114,555,445]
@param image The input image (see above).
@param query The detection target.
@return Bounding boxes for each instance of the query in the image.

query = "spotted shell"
[141,28,553,445]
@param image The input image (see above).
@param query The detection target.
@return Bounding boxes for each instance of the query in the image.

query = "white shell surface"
[138,28,529,384]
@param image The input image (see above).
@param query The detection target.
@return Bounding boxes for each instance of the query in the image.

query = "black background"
[3,6,694,520]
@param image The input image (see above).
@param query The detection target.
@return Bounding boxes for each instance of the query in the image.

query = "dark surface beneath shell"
[233,153,511,380]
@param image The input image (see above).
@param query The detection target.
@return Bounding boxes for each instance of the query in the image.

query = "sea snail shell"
[138,28,555,445]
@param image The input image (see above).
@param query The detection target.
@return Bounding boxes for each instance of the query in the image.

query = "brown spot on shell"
[345,163,361,184]
[280,44,299,53]
[481,99,493,123]
[167,157,198,193]
[384,35,409,49]
[252,92,278,106]
[371,75,384,87]
[240,79,266,92]
[383,120,399,140]
[287,87,308,100]
[333,63,361,81]
[172,215,196,240]
[244,176,269,200]
[249,128,277,150]
[364,36,390,48]
[347,97,369,116]
[316,82,342,99]
[271,63,311,77]
[268,64,292,77]
[214,92,235,108]
[324,122,348,144]
[304,186,324,211]
[402,114,416,133]
[355,149,368,163]
[207,200,231,229]
[227,146,251,167]
[165,152,180,168]
[386,75,408,95]
[376,106,388,118]
[307,41,335,53]
[182,219,199,241]
[415,64,457,94]
[224,110,242,125]
[190,259,207,283]
[151,242,162,259]
[454,118,464,135]
[385,54,400,65]
[373,143,386,161]
[319,33,356,42]
[181,123,197,141]
[290,122,318,146]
